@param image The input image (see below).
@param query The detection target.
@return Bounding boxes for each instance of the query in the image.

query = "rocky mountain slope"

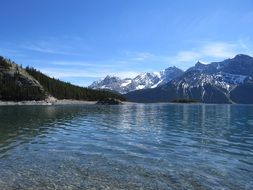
[0,56,46,101]
[125,54,253,104]
[89,66,184,94]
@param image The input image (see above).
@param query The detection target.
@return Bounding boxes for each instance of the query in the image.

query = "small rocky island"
[96,98,123,105]
[171,99,199,103]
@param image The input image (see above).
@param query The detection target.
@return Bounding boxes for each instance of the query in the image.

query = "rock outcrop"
[96,98,123,105]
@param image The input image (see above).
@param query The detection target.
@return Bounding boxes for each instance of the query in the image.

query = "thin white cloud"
[175,51,200,62]
[51,61,93,66]
[201,42,237,58]
[21,43,83,56]
[174,40,253,65]
[40,67,140,80]
[110,71,140,78]
[50,61,117,68]
[1,36,91,57]
[40,68,95,78]
[130,52,154,62]
[121,40,253,69]
[116,51,174,70]
[0,48,27,58]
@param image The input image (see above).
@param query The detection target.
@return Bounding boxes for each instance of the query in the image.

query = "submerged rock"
[96,98,123,105]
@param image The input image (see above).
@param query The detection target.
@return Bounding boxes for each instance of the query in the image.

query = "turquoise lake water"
[0,104,252,189]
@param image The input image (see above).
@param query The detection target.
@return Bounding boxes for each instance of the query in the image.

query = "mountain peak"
[164,66,179,70]
[233,54,253,60]
[105,75,118,79]
[195,61,205,67]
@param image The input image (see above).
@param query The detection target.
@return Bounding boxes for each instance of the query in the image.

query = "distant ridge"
[89,66,184,94]
[124,54,253,104]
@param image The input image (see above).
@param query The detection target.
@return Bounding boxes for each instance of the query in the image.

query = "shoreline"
[0,99,137,106]
[0,99,97,106]
[1,100,247,106]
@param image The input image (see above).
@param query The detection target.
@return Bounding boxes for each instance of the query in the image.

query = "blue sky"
[0,0,253,86]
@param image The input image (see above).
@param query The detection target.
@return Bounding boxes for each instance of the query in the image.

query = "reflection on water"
[0,104,253,189]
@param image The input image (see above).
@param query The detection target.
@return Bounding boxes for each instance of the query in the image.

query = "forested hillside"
[25,67,124,101]
[0,56,124,101]
[0,57,46,101]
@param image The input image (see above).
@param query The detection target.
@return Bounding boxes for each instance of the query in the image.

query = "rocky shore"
[0,96,138,106]
[0,99,97,106]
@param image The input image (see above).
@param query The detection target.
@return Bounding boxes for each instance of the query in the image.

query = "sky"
[0,0,253,86]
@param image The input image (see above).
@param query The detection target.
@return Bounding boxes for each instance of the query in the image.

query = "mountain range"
[89,66,184,94]
[90,54,253,104]
[125,54,253,103]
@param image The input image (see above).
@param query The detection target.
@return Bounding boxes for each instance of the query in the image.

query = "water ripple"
[0,104,253,189]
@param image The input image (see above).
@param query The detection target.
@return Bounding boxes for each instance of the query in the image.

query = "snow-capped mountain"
[125,54,253,104]
[89,66,184,94]
[89,75,130,93]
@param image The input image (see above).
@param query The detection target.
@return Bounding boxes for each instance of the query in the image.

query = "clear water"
[0,104,252,190]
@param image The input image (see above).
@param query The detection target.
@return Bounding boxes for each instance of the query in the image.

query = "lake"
[0,104,252,189]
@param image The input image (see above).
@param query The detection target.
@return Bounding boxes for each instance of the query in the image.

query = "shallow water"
[0,104,252,189]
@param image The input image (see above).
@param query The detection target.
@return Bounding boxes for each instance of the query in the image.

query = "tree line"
[25,67,125,101]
